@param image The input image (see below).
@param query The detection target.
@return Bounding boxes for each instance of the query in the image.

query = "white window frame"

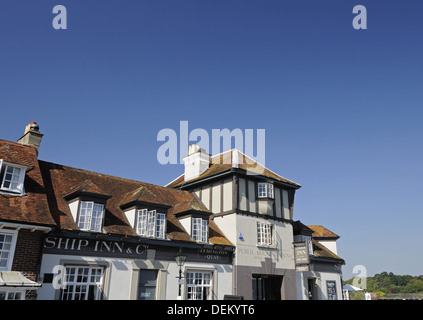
[192,218,208,243]
[60,266,104,300]
[135,209,166,239]
[257,222,273,246]
[77,201,104,232]
[186,271,212,300]
[0,161,26,194]
[257,182,274,199]
[0,229,18,271]
[0,289,25,300]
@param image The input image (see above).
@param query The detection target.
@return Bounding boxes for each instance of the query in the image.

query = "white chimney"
[183,144,210,181]
[17,121,43,155]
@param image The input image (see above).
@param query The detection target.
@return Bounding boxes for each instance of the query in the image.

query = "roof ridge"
[38,160,194,195]
[210,149,300,187]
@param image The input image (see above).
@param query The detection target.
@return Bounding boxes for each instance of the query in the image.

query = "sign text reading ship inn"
[293,241,310,272]
[43,231,233,264]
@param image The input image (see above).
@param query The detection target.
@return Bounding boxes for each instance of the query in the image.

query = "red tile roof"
[0,140,56,227]
[1,138,232,246]
[307,225,340,239]
[38,160,232,246]
[311,239,344,263]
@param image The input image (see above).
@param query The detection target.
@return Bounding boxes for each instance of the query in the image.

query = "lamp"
[175,248,187,299]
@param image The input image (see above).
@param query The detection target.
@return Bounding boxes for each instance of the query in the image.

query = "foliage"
[344,272,423,294]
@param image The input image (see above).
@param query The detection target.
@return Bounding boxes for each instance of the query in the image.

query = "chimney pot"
[18,122,43,155]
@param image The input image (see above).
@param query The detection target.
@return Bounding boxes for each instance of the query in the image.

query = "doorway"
[307,278,317,300]
[252,275,283,300]
[138,270,158,300]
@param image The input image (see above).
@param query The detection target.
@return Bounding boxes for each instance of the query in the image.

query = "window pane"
[186,272,212,300]
[192,218,201,241]
[201,219,208,243]
[258,183,267,197]
[156,213,166,239]
[78,202,93,230]
[91,204,104,232]
[78,202,103,232]
[267,184,274,198]
[61,266,104,300]
[257,222,264,245]
[136,209,148,236]
[1,166,24,193]
[147,210,156,237]
[0,232,14,270]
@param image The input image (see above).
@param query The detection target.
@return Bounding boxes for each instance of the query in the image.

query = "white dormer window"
[192,218,208,243]
[0,160,26,194]
[136,209,166,239]
[258,182,274,199]
[77,201,104,232]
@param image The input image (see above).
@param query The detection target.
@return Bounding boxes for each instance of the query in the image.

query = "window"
[192,218,208,243]
[60,266,104,300]
[0,291,24,300]
[77,201,104,232]
[136,209,166,239]
[0,161,26,194]
[326,281,338,300]
[186,272,212,300]
[257,222,273,246]
[0,231,17,271]
[306,236,313,255]
[257,182,274,199]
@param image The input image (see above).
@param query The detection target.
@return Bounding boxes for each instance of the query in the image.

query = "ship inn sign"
[294,241,310,272]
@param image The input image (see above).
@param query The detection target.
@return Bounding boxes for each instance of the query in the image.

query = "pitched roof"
[312,239,345,264]
[38,160,232,246]
[307,225,340,239]
[0,140,56,227]
[167,149,301,188]
[293,220,314,236]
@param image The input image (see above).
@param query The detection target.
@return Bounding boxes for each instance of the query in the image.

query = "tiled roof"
[0,140,56,226]
[64,179,111,199]
[312,239,344,264]
[166,149,301,188]
[38,160,232,246]
[307,225,340,239]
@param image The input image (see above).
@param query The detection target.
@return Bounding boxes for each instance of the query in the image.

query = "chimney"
[17,121,43,155]
[183,144,210,181]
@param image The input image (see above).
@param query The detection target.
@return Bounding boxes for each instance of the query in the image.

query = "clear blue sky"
[1,0,423,280]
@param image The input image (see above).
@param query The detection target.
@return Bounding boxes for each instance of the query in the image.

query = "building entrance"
[138,270,158,300]
[252,275,283,300]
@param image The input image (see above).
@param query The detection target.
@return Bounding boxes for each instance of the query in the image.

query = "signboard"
[294,241,309,265]
[326,281,337,300]
[295,264,310,272]
[43,233,233,264]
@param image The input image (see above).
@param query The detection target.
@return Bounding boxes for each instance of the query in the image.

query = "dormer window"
[258,182,274,199]
[192,218,208,243]
[63,180,112,233]
[174,209,211,244]
[77,201,104,232]
[0,160,27,195]
[135,209,166,239]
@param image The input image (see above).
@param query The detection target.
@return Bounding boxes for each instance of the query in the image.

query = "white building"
[293,222,345,300]
[168,147,302,299]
